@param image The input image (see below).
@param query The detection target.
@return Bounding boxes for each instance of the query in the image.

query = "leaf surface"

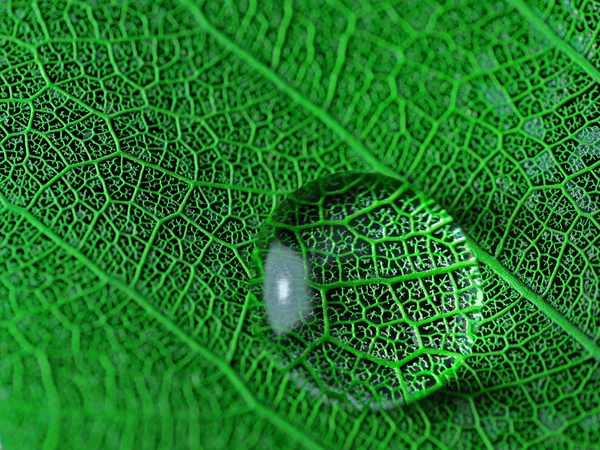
[0,0,599,448]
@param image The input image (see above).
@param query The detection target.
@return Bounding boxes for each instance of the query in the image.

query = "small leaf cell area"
[252,172,484,410]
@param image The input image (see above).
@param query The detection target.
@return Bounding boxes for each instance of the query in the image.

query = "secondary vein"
[467,237,600,360]
[0,194,324,450]
[185,0,600,360]
[508,0,600,84]
[181,0,400,181]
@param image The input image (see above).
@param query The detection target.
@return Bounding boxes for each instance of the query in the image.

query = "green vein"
[186,0,600,361]
[226,291,253,362]
[466,236,600,360]
[305,259,478,289]
[0,194,323,450]
[508,0,600,83]
[181,0,400,182]
[445,352,592,396]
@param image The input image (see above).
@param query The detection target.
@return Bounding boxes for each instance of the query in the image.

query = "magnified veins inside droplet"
[252,172,483,410]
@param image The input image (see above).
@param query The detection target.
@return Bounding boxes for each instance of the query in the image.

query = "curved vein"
[0,193,324,450]
[184,0,600,359]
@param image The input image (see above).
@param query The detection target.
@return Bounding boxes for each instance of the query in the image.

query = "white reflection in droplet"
[277,278,291,303]
[264,241,313,335]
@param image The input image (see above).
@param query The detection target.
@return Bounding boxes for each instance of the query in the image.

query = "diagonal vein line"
[508,0,600,84]
[180,0,398,181]
[467,237,600,359]
[185,1,600,358]
[0,194,323,450]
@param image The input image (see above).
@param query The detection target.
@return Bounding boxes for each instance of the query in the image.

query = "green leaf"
[0,0,599,449]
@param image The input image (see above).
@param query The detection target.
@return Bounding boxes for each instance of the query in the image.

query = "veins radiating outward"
[0,0,599,449]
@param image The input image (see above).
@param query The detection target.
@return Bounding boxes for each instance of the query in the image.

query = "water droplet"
[252,172,483,410]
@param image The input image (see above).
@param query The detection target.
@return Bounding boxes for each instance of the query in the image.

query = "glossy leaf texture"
[0,0,599,449]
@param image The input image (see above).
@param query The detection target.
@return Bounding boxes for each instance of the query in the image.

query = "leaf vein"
[0,194,323,450]
[187,0,600,359]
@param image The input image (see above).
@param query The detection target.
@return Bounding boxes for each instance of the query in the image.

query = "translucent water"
[252,172,483,410]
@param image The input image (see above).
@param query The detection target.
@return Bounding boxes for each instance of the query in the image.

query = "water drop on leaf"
[252,172,483,410]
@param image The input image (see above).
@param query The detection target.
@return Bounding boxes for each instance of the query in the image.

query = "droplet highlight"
[252,172,483,410]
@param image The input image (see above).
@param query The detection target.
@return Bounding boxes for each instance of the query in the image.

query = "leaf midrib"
[182,0,600,359]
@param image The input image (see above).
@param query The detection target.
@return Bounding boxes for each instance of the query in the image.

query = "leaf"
[0,0,599,449]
